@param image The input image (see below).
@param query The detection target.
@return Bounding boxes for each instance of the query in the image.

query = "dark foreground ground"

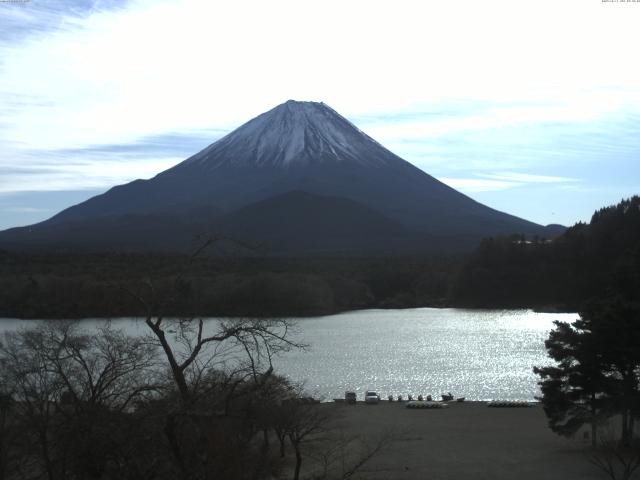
[290,401,602,480]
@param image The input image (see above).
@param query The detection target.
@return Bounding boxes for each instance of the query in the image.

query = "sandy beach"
[301,401,602,480]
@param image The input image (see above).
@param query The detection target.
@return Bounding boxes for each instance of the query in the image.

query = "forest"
[0,196,638,319]
[0,315,392,479]
[0,252,460,319]
[451,196,640,310]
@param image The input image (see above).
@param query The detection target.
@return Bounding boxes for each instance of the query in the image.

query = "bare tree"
[0,327,68,480]
[0,322,161,480]
[136,314,304,480]
[123,237,304,404]
[588,426,640,480]
[38,321,160,410]
[145,315,301,403]
[308,425,399,480]
[117,238,307,480]
[0,392,14,480]
[287,403,328,480]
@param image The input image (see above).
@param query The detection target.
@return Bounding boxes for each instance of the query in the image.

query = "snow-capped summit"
[0,100,554,253]
[182,100,396,170]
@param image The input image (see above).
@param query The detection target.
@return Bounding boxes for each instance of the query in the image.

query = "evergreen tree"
[584,299,640,446]
[534,317,612,446]
[535,299,640,446]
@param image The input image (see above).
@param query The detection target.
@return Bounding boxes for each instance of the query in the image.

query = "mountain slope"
[213,190,420,254]
[0,100,552,253]
[0,206,222,252]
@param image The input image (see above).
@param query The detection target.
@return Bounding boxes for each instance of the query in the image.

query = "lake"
[0,308,577,401]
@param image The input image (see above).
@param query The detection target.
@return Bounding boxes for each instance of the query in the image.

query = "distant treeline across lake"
[0,196,637,319]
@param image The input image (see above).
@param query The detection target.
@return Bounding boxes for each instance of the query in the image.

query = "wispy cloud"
[439,172,580,193]
[0,151,183,193]
[0,129,222,194]
[362,94,632,142]
[2,206,50,214]
[438,178,521,193]
[2,1,640,150]
[0,189,104,229]
[0,0,639,228]
[478,173,579,184]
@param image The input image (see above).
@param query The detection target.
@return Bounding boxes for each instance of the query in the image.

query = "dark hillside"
[0,252,462,318]
[213,190,422,254]
[451,196,640,310]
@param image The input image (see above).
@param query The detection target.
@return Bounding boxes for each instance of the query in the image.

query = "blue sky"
[0,0,639,230]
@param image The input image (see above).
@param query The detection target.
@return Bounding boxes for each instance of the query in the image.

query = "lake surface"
[272,308,578,401]
[0,308,578,401]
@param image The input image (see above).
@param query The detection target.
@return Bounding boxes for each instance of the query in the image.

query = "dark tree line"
[2,197,639,319]
[0,253,461,319]
[528,198,640,477]
[452,196,640,310]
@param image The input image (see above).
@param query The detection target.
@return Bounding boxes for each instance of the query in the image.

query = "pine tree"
[534,318,612,446]
[535,299,640,446]
[584,299,640,446]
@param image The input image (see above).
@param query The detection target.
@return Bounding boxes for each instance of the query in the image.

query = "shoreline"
[329,399,541,405]
[0,304,577,321]
[301,400,600,480]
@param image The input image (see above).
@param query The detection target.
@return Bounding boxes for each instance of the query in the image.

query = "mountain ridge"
[0,100,560,254]
[179,100,396,170]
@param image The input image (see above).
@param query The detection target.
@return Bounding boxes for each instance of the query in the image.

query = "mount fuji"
[0,100,557,254]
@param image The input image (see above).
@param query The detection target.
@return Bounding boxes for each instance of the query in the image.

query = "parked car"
[364,391,380,404]
[345,391,357,404]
